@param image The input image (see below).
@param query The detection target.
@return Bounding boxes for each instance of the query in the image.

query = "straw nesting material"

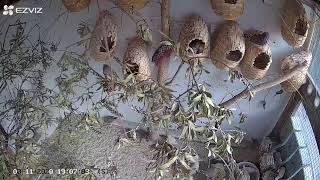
[123,37,151,81]
[179,15,210,64]
[62,0,91,12]
[280,50,312,92]
[211,21,245,70]
[211,0,245,20]
[89,10,117,62]
[281,0,309,48]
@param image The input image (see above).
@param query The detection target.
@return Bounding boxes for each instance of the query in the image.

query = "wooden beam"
[271,92,300,137]
[161,0,170,40]
[219,63,308,108]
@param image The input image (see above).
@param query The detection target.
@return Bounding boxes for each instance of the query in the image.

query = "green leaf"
[179,158,191,170]
[192,94,202,103]
[205,96,215,107]
[160,156,178,170]
[180,126,188,139]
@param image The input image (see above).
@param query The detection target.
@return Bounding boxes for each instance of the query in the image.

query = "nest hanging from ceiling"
[89,10,117,62]
[281,0,310,48]
[280,50,312,92]
[240,30,272,80]
[179,15,210,63]
[123,37,151,81]
[116,0,148,14]
[211,21,245,70]
[62,0,91,12]
[211,0,245,20]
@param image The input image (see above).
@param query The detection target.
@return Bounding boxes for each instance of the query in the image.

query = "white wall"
[0,0,296,140]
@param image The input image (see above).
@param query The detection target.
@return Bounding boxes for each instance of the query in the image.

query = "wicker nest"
[262,170,278,180]
[211,0,245,20]
[211,21,245,70]
[280,50,312,92]
[240,30,272,80]
[259,137,273,155]
[62,0,91,12]
[89,10,117,62]
[116,0,148,14]
[260,152,276,173]
[123,37,151,81]
[179,15,210,63]
[281,0,309,48]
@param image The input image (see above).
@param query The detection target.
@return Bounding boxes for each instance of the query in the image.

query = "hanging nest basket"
[116,0,148,14]
[240,30,272,80]
[280,50,312,92]
[179,15,210,63]
[89,10,117,62]
[123,37,151,81]
[211,0,245,20]
[281,0,309,48]
[211,21,245,70]
[62,0,91,12]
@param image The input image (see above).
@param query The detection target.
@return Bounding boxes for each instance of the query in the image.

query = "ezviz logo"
[3,5,43,16]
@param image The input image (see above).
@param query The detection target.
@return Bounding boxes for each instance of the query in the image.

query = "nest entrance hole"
[125,62,139,75]
[226,50,242,62]
[225,0,238,4]
[295,18,308,36]
[249,32,269,46]
[188,39,205,55]
[99,35,115,52]
[253,53,270,70]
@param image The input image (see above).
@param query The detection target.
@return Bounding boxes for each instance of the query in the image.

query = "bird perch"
[219,62,308,108]
[155,0,171,84]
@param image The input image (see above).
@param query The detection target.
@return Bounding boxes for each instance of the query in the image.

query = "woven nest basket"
[240,30,272,80]
[211,0,245,20]
[116,0,148,14]
[211,21,245,70]
[281,0,309,48]
[89,10,117,62]
[280,50,312,92]
[179,15,210,63]
[123,37,151,81]
[62,0,91,12]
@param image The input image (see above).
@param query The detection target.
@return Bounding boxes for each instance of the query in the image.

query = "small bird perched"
[152,43,173,84]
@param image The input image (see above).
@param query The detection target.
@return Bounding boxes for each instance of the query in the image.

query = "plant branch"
[0,123,8,138]
[219,63,308,108]
[165,61,184,85]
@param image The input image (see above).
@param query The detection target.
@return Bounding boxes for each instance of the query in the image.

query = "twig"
[0,124,8,138]
[219,63,308,108]
[165,61,184,85]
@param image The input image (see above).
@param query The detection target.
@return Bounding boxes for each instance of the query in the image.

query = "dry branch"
[219,62,308,108]
[161,0,170,39]
[157,0,171,84]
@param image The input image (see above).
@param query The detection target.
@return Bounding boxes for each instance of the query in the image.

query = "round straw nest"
[179,15,210,64]
[116,0,148,14]
[281,0,309,48]
[62,0,91,12]
[89,10,117,62]
[211,21,245,70]
[240,30,272,80]
[123,37,151,81]
[280,50,312,92]
[211,0,245,20]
